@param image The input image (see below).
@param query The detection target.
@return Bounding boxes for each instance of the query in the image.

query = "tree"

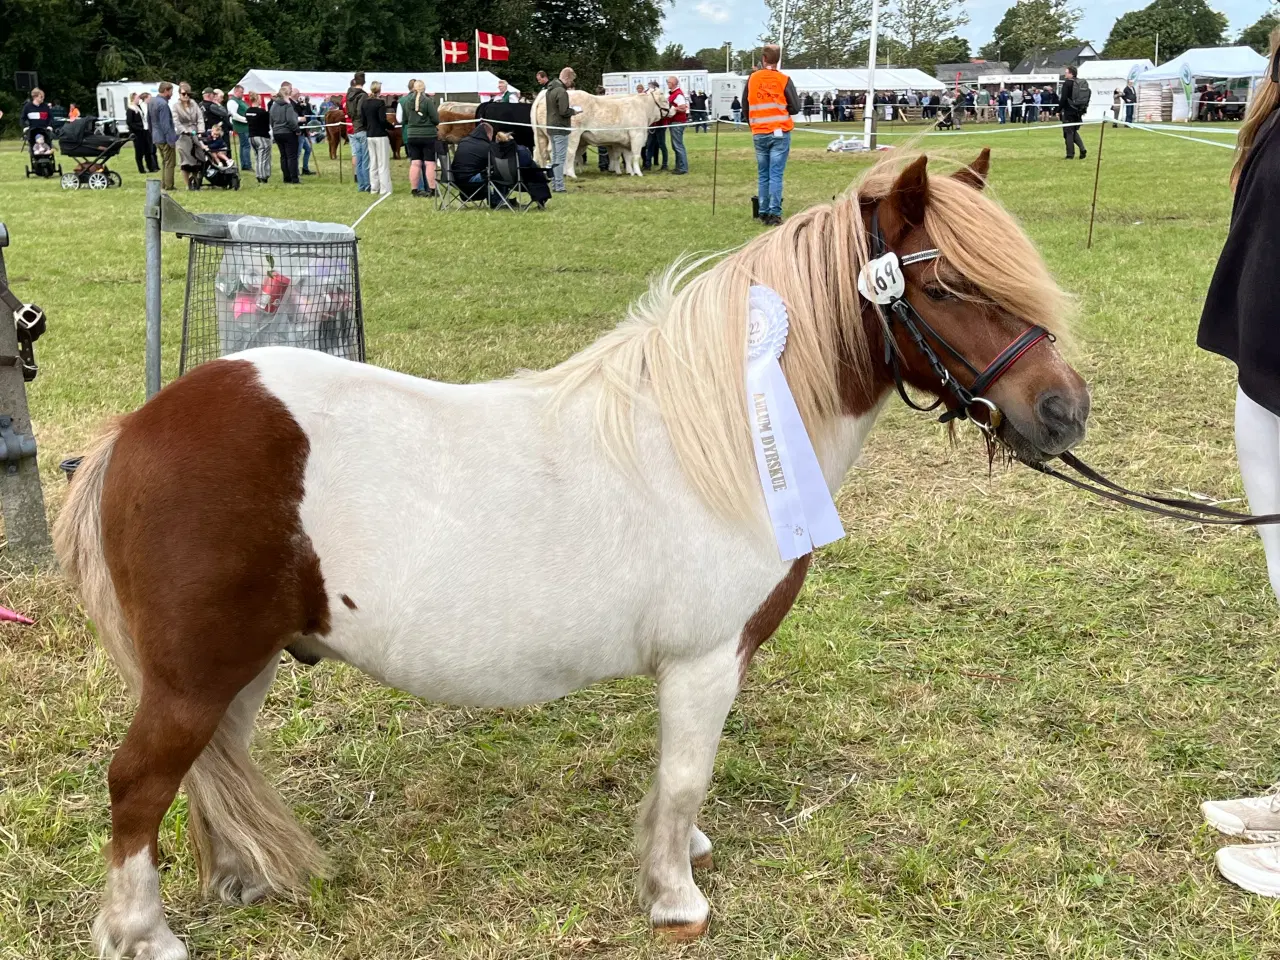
[934,35,972,63]
[1102,0,1227,63]
[763,0,871,67]
[658,43,686,68]
[1238,11,1278,54]
[885,0,969,70]
[695,44,733,70]
[977,0,1080,67]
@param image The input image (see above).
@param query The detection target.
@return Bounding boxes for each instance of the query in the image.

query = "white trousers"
[368,137,392,195]
[1236,386,1280,601]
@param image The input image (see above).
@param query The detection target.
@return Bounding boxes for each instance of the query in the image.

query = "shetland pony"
[55,150,1089,959]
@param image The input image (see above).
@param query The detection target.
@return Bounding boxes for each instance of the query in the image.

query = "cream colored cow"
[533,89,669,177]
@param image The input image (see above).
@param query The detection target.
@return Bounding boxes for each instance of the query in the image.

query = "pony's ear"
[953,148,990,190]
[886,155,930,230]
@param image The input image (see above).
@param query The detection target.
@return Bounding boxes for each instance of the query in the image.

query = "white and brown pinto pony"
[56,149,1088,959]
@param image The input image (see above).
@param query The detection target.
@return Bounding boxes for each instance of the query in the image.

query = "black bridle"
[871,209,1280,527]
[870,209,1051,434]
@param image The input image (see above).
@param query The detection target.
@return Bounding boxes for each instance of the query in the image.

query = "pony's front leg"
[638,644,739,939]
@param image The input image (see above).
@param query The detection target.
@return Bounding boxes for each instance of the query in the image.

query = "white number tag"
[857,252,905,305]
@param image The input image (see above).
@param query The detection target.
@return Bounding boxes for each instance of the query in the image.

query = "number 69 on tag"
[857,252,906,306]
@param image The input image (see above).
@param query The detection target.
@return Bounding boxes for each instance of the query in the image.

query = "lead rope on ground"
[351,191,391,228]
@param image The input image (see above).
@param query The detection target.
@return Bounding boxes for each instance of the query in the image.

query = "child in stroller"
[201,124,241,190]
[25,132,61,179]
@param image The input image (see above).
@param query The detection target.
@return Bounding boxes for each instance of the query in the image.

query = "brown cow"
[437,101,478,144]
[324,108,347,160]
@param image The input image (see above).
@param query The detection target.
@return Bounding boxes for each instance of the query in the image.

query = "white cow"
[533,89,669,177]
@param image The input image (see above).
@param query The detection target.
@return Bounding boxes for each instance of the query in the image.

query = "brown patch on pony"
[96,358,330,866]
[341,594,358,610]
[737,555,812,679]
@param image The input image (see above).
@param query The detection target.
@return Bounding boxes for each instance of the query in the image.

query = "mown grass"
[3,120,1277,959]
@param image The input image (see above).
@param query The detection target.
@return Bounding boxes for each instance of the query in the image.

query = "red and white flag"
[442,39,469,64]
[476,31,509,61]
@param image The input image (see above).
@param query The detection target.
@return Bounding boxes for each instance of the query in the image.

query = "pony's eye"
[922,285,958,302]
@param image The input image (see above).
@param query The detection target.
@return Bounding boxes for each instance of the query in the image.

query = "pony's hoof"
[690,851,714,871]
[654,918,709,941]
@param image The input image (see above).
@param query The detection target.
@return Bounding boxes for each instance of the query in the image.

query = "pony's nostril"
[1035,391,1088,450]
[1037,393,1073,427]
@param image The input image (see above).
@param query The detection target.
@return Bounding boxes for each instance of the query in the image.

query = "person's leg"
[351,131,369,191]
[768,132,790,218]
[368,138,382,193]
[378,139,392,194]
[1203,388,1280,893]
[300,133,313,173]
[134,137,147,174]
[1062,123,1075,158]
[1074,125,1087,158]
[551,134,567,191]
[424,140,438,191]
[159,144,175,190]
[238,130,251,170]
[283,135,300,183]
[670,124,687,173]
[753,133,770,219]
[1126,103,1134,125]
[409,156,422,192]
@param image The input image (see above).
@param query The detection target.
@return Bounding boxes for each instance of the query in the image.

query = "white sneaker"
[1202,789,1280,841]
[1216,841,1280,897]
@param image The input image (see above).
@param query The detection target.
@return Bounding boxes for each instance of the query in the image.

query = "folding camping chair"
[489,151,533,213]
[435,145,489,212]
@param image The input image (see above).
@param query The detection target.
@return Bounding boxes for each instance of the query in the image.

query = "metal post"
[0,225,52,566]
[778,0,789,66]
[144,179,163,398]
[863,0,881,149]
[1087,122,1106,249]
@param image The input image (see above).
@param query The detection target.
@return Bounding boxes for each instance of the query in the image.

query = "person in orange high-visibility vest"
[743,44,800,225]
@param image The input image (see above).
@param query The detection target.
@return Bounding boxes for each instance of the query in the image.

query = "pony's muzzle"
[1032,388,1090,455]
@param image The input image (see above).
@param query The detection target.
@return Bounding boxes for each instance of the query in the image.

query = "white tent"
[784,68,944,93]
[1136,47,1265,121]
[235,69,516,100]
[1077,58,1153,121]
[1141,46,1268,81]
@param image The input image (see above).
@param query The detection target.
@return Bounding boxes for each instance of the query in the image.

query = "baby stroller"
[24,131,61,179]
[58,116,127,190]
[935,107,956,131]
[200,133,241,190]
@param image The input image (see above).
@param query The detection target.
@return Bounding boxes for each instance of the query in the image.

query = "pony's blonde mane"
[532,151,1071,520]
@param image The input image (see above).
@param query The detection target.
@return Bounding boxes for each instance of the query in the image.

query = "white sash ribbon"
[746,285,846,561]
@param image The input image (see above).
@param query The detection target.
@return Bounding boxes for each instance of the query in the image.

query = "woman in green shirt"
[397,80,440,197]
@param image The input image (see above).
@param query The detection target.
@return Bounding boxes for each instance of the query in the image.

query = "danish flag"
[442,39,469,64]
[476,31,510,61]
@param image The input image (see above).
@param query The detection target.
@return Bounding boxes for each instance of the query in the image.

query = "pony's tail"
[52,422,140,690]
[54,423,326,899]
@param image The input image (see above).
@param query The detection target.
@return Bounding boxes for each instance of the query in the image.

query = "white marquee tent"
[234,69,516,100]
[1077,58,1153,121]
[1141,46,1268,81]
[1136,47,1266,121]
[784,67,945,93]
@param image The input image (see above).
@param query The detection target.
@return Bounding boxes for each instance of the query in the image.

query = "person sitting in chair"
[451,122,505,207]
[495,131,551,209]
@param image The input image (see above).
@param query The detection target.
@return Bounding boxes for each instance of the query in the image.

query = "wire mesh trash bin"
[177,214,364,375]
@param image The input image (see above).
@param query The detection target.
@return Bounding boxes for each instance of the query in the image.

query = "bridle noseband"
[869,208,1051,435]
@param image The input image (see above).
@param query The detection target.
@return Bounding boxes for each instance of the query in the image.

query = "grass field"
[3,119,1277,960]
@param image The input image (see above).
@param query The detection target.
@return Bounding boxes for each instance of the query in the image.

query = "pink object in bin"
[0,605,33,625]
[233,293,258,319]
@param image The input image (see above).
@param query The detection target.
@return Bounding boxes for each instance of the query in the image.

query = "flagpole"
[476,29,480,94]
[441,39,448,98]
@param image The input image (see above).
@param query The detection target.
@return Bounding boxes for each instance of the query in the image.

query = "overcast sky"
[659,0,1269,64]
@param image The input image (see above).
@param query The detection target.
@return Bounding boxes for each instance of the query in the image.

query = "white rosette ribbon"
[746,285,846,562]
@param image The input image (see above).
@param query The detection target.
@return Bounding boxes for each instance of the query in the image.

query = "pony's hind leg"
[638,644,740,939]
[185,658,326,904]
[95,684,240,960]
[689,825,713,869]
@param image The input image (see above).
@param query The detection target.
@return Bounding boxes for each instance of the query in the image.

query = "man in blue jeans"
[345,73,370,192]
[744,43,800,226]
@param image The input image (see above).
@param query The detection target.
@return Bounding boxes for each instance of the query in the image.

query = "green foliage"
[977,0,1081,67]
[1238,12,1278,55]
[765,0,872,67]
[1102,0,1228,62]
[934,34,973,63]
[0,0,662,133]
[886,0,970,71]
